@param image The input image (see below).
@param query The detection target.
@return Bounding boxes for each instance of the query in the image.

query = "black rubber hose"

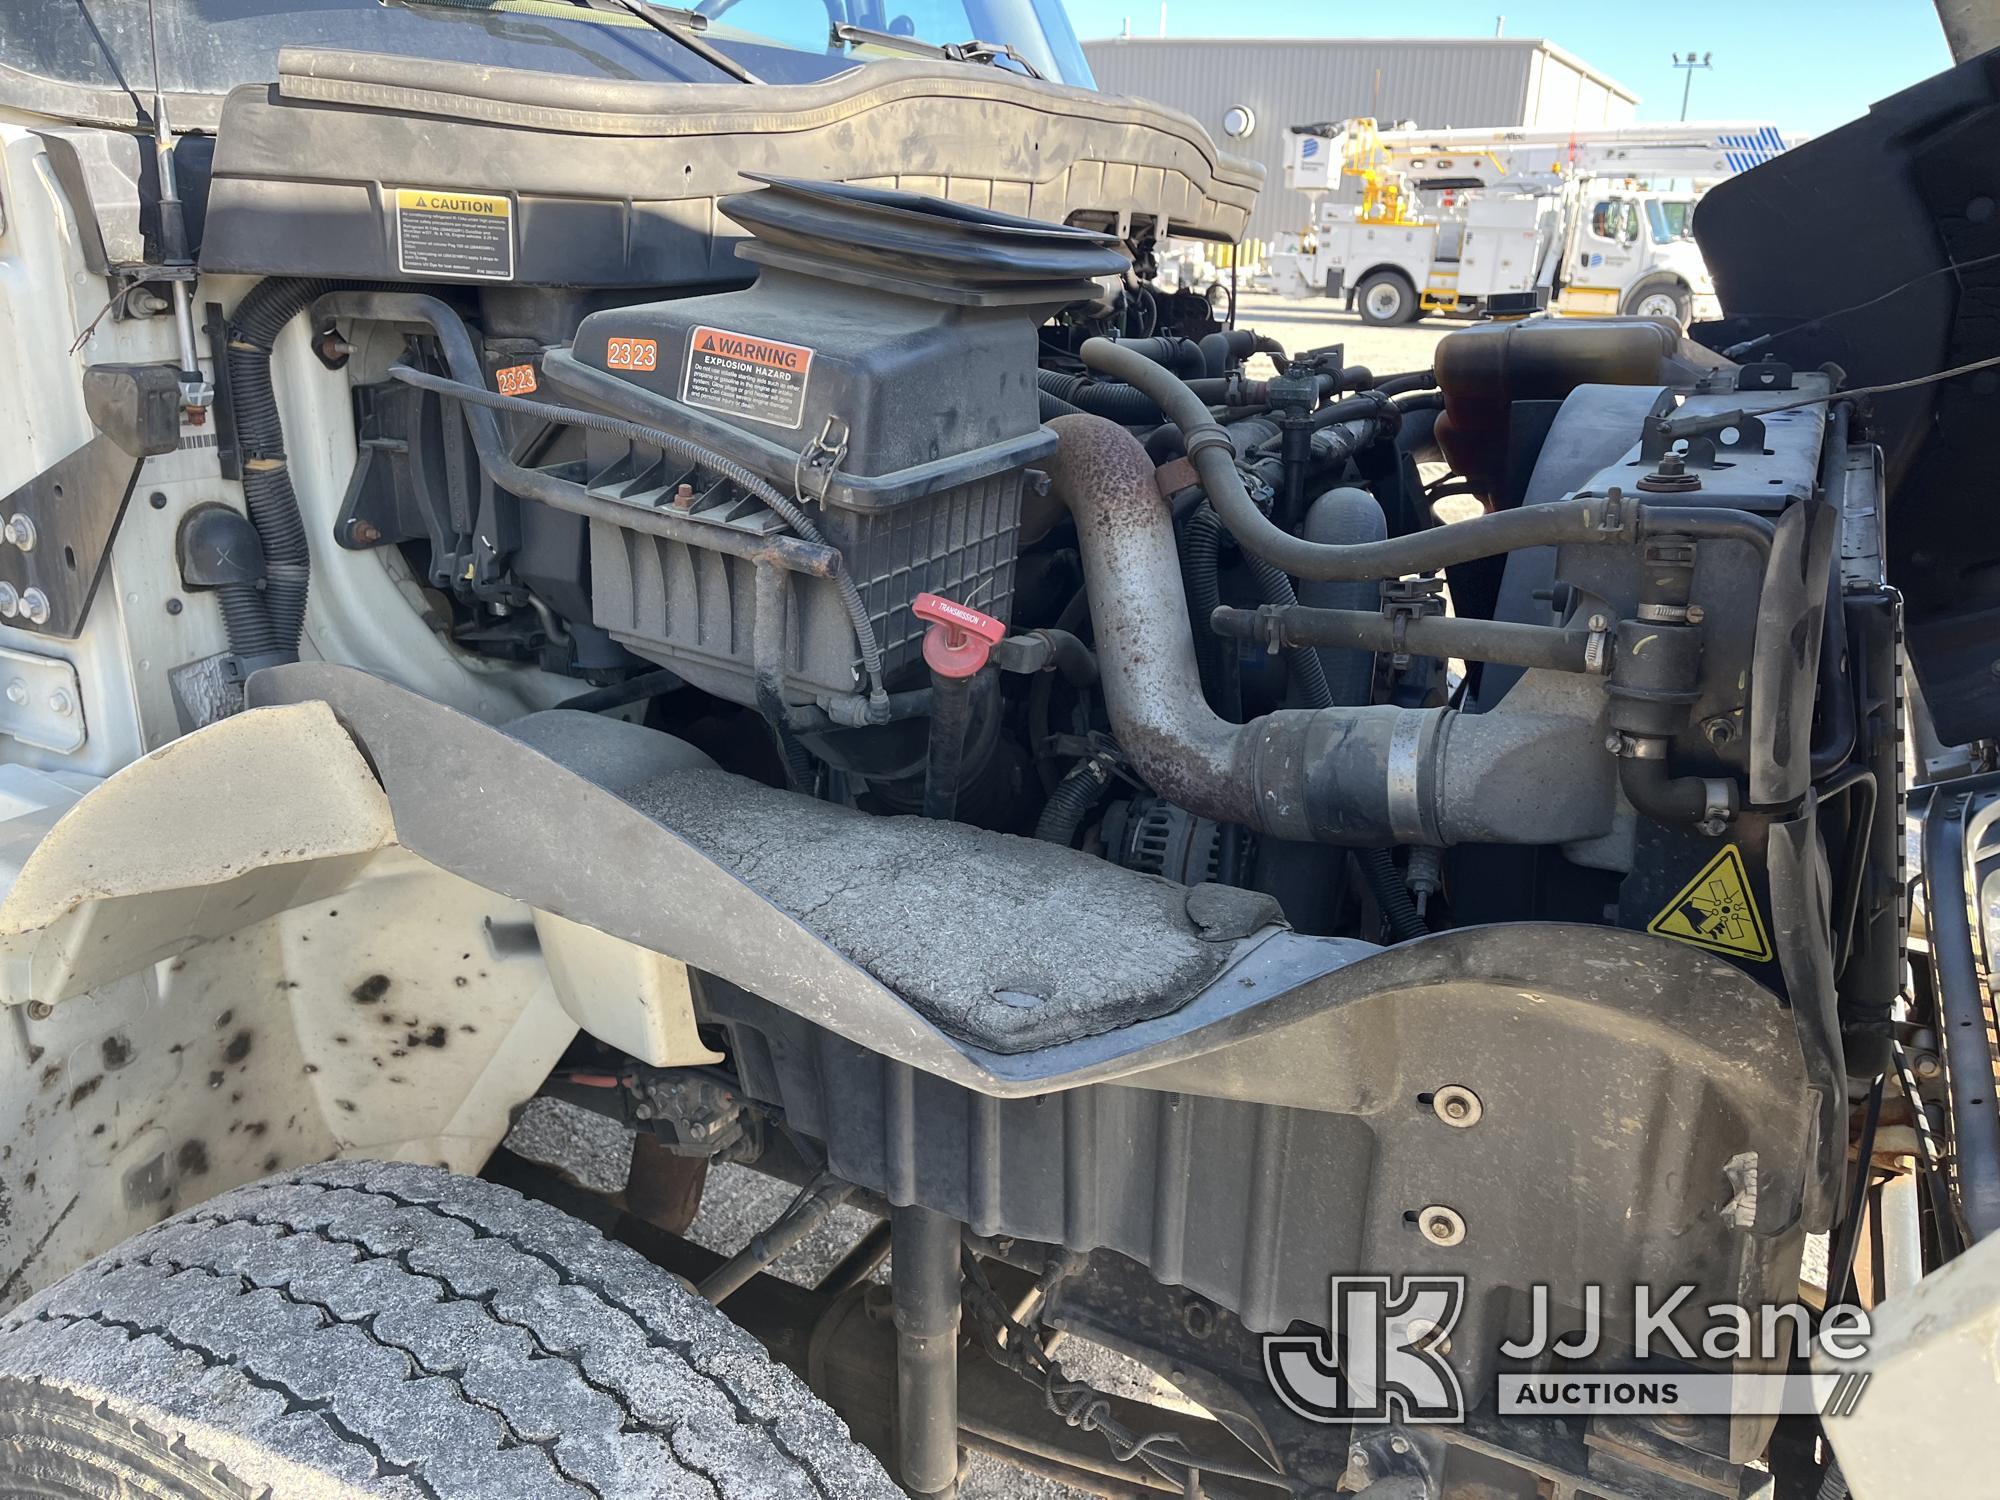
[1297,488,1387,706]
[1366,847,1428,942]
[922,671,977,820]
[1039,368,1162,423]
[217,582,284,662]
[1110,335,1207,376]
[1242,556,1333,709]
[226,276,367,659]
[1196,328,1284,377]
[1619,753,1724,827]
[1038,388,1085,421]
[556,669,683,713]
[1035,755,1112,844]
[1086,331,1775,581]
[1179,504,1233,715]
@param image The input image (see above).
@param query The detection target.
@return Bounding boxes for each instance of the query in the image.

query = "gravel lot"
[1228,287,1458,381]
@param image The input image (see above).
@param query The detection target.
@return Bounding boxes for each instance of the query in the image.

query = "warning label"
[681,325,814,429]
[1647,844,1772,962]
[395,188,514,281]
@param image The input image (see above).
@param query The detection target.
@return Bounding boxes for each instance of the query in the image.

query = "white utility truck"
[1269,119,1792,325]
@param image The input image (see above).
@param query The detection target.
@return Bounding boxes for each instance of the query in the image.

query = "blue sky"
[1062,1,1956,136]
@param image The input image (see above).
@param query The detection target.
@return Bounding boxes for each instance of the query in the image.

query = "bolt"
[5,679,25,707]
[672,482,697,511]
[350,520,383,546]
[1417,1205,1466,1246]
[1913,1052,1942,1081]
[1351,1449,1370,1470]
[47,690,72,717]
[148,491,168,510]
[633,1102,655,1120]
[25,1001,52,1020]
[19,589,49,626]
[1389,1435,1412,1455]
[1587,613,1610,632]
[687,1120,711,1140]
[165,597,184,615]
[4,514,35,551]
[1432,1085,1482,1127]
[1702,716,1736,747]
[0,582,16,618]
[1684,604,1706,624]
[1990,658,2000,681]
[1605,732,1627,754]
[1405,1317,1452,1355]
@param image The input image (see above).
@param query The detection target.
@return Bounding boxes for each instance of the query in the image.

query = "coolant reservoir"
[1433,316,1688,499]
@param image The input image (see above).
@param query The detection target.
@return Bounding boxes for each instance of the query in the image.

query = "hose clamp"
[1387,709,1445,846]
[1181,419,1236,461]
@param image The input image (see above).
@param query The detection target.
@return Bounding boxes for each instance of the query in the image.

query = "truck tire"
[1622,276,1692,327]
[0,1160,899,1500]
[1356,270,1420,326]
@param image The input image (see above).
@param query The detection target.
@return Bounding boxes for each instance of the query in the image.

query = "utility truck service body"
[1270,119,1792,324]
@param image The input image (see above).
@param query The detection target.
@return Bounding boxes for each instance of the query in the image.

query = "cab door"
[1566,196,1642,314]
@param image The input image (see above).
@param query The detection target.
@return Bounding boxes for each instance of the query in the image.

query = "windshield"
[1644,198,1694,243]
[0,0,1093,116]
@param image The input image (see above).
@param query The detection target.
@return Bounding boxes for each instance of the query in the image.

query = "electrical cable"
[1723,248,2000,359]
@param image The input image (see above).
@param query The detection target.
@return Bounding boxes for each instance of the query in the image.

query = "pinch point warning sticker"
[682,325,814,429]
[395,188,514,281]
[1647,844,1772,962]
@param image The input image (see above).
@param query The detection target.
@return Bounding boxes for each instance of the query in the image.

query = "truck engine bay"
[0,14,1995,1500]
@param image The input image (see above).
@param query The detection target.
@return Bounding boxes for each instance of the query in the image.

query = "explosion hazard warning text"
[681,326,814,429]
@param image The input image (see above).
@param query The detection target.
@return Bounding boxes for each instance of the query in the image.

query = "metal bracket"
[1639,395,1767,471]
[0,647,86,753]
[1734,357,1794,393]
[1381,575,1448,669]
[0,433,143,639]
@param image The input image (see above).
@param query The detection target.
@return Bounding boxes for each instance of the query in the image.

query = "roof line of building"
[1081,35,1640,105]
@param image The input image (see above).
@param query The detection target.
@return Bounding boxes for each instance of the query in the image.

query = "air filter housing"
[541,176,1127,707]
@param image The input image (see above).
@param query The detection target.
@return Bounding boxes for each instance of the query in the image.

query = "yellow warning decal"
[394,188,514,281]
[394,189,510,218]
[1647,844,1772,962]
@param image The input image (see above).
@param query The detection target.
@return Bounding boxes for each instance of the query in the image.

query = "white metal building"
[1081,37,1641,243]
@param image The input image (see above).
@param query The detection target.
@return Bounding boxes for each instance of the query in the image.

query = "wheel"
[0,1161,899,1500]
[1622,276,1692,327]
[1356,270,1419,326]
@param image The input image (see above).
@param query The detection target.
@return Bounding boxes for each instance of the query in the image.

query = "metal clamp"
[1381,575,1448,669]
[793,413,850,507]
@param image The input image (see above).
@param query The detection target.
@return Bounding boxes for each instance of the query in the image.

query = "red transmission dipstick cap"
[912,592,1006,679]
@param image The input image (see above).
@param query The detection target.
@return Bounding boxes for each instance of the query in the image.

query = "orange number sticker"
[494,363,538,395]
[605,338,658,371]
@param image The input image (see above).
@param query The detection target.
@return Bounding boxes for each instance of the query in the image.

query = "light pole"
[1671,52,1713,121]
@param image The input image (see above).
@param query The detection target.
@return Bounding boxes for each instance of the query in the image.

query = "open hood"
[1694,47,2000,745]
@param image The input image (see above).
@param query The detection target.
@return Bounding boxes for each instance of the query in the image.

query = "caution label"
[1647,845,1772,962]
[395,188,514,281]
[681,325,813,429]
